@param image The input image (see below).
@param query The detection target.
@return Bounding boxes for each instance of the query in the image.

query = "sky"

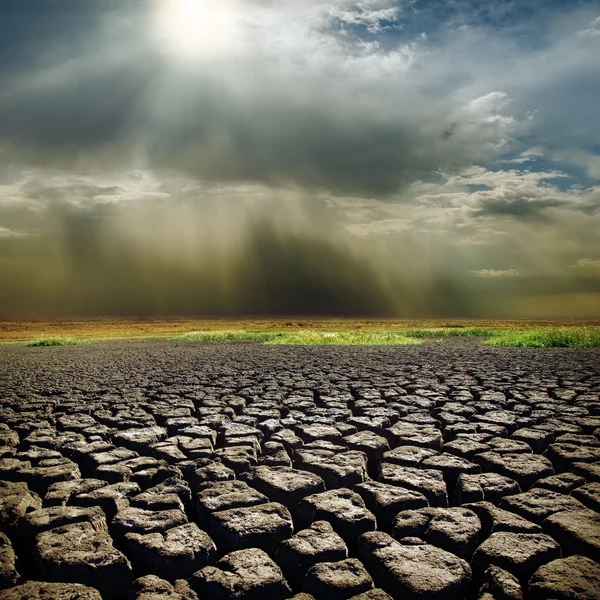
[0,0,599,318]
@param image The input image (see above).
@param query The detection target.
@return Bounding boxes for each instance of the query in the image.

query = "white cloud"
[464,91,512,115]
[346,218,414,237]
[571,258,600,273]
[470,268,520,278]
[413,166,594,219]
[498,147,545,164]
[577,15,600,36]
[328,3,401,34]
[0,227,27,238]
[548,149,600,180]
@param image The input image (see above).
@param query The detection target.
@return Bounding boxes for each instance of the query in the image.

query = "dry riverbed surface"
[0,339,599,599]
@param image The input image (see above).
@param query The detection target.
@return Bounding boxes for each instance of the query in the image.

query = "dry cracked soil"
[0,338,599,600]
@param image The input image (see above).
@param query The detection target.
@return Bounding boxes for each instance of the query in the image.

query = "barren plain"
[1,339,599,599]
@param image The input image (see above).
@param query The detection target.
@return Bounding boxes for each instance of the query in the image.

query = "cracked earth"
[0,339,599,599]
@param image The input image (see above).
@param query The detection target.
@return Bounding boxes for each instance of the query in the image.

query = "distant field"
[169,325,600,347]
[0,317,596,342]
[2,317,599,347]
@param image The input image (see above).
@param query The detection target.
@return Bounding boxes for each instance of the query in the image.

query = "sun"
[155,0,240,60]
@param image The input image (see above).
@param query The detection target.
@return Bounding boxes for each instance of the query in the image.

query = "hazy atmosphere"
[1,0,599,317]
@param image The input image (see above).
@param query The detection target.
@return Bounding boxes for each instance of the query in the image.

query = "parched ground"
[1,339,599,600]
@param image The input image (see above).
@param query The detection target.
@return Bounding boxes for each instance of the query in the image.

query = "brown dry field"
[1,317,599,342]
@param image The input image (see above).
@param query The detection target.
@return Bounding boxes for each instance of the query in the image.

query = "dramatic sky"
[1,0,599,317]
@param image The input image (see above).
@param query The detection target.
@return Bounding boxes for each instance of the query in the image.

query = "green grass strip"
[266,330,424,345]
[24,337,91,347]
[402,327,500,338]
[170,329,424,345]
[169,330,270,342]
[155,326,600,348]
[486,327,600,348]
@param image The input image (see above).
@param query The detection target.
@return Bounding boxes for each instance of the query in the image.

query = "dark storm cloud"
[1,0,597,196]
[0,62,483,196]
[471,197,568,219]
[0,0,530,196]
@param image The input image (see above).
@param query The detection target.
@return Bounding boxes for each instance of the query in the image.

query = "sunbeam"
[154,0,241,60]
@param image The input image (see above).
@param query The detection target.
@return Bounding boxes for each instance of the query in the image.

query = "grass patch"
[402,327,500,338]
[18,324,600,348]
[266,330,424,345]
[171,329,423,345]
[487,327,600,348]
[24,337,91,347]
[170,326,600,347]
[170,330,270,342]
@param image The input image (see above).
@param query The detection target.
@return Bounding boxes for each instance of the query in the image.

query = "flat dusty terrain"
[1,339,599,599]
[2,317,597,342]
